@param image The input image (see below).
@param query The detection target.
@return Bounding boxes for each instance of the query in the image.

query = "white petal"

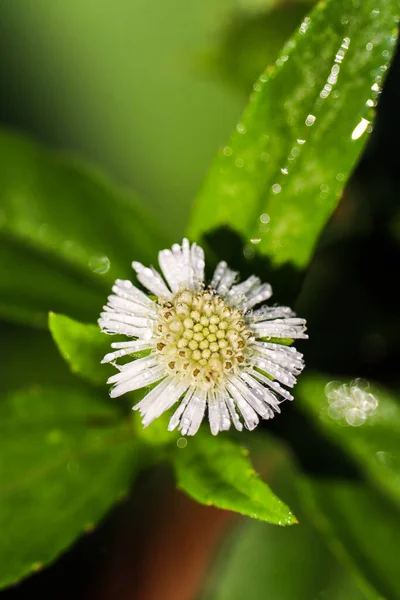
[249,369,293,402]
[226,275,261,307]
[191,242,205,287]
[106,294,156,317]
[223,391,243,431]
[107,355,157,384]
[110,365,165,398]
[229,376,274,419]
[252,342,304,375]
[179,389,207,436]
[112,279,154,307]
[249,305,296,323]
[159,238,205,293]
[101,340,153,364]
[226,381,259,430]
[240,371,282,411]
[134,377,173,413]
[252,356,297,387]
[168,387,195,431]
[132,261,172,300]
[211,261,227,289]
[141,379,189,427]
[243,283,273,310]
[98,316,153,340]
[215,267,238,296]
[251,317,308,339]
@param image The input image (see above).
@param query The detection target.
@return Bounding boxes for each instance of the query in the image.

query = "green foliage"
[49,312,114,386]
[0,385,140,589]
[296,374,400,508]
[201,436,373,600]
[172,433,296,525]
[300,480,400,600]
[0,131,164,328]
[188,0,398,267]
[203,1,313,94]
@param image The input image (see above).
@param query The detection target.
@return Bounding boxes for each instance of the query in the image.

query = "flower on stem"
[99,239,307,436]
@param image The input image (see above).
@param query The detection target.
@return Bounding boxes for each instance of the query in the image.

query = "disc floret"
[155,287,252,389]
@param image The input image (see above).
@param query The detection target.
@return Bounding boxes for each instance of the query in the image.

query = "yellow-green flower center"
[155,288,252,388]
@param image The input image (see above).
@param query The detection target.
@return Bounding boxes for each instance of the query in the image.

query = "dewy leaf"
[0,130,166,327]
[49,312,113,386]
[188,0,399,268]
[296,374,400,509]
[0,385,141,590]
[201,432,372,600]
[172,433,297,525]
[300,479,400,600]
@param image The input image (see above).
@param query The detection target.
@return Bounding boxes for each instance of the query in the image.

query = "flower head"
[99,239,307,436]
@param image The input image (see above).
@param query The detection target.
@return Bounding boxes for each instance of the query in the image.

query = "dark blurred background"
[1,1,399,598]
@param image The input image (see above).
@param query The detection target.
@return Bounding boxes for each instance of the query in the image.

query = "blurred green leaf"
[0,321,77,394]
[0,130,165,327]
[300,479,400,600]
[203,2,313,94]
[296,374,400,509]
[49,312,112,386]
[188,0,399,267]
[0,238,104,328]
[0,385,140,589]
[172,433,296,524]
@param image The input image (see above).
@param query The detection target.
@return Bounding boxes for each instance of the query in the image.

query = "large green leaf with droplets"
[0,130,165,328]
[0,385,140,590]
[173,433,297,525]
[188,0,399,267]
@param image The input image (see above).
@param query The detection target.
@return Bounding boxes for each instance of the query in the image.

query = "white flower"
[99,239,307,436]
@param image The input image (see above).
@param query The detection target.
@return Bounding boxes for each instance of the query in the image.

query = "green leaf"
[300,479,400,600]
[48,312,113,386]
[188,0,399,267]
[0,238,105,329]
[202,2,313,94]
[0,130,165,327]
[296,373,400,509]
[172,432,296,524]
[0,385,141,589]
[201,432,372,600]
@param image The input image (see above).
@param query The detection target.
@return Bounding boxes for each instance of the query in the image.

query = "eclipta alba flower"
[99,239,307,436]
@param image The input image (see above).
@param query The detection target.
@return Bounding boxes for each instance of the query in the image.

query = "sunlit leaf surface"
[173,433,296,524]
[189,0,399,267]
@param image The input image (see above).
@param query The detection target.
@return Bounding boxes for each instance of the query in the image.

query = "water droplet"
[297,139,306,145]
[250,238,261,244]
[366,42,373,51]
[235,157,244,168]
[366,99,375,107]
[260,152,269,162]
[336,172,345,181]
[243,245,255,259]
[253,82,261,92]
[89,255,110,274]
[223,146,233,157]
[260,213,270,224]
[351,117,370,140]
[371,82,380,92]
[177,437,187,448]
[281,167,289,175]
[236,123,246,134]
[271,184,281,194]
[305,114,316,127]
